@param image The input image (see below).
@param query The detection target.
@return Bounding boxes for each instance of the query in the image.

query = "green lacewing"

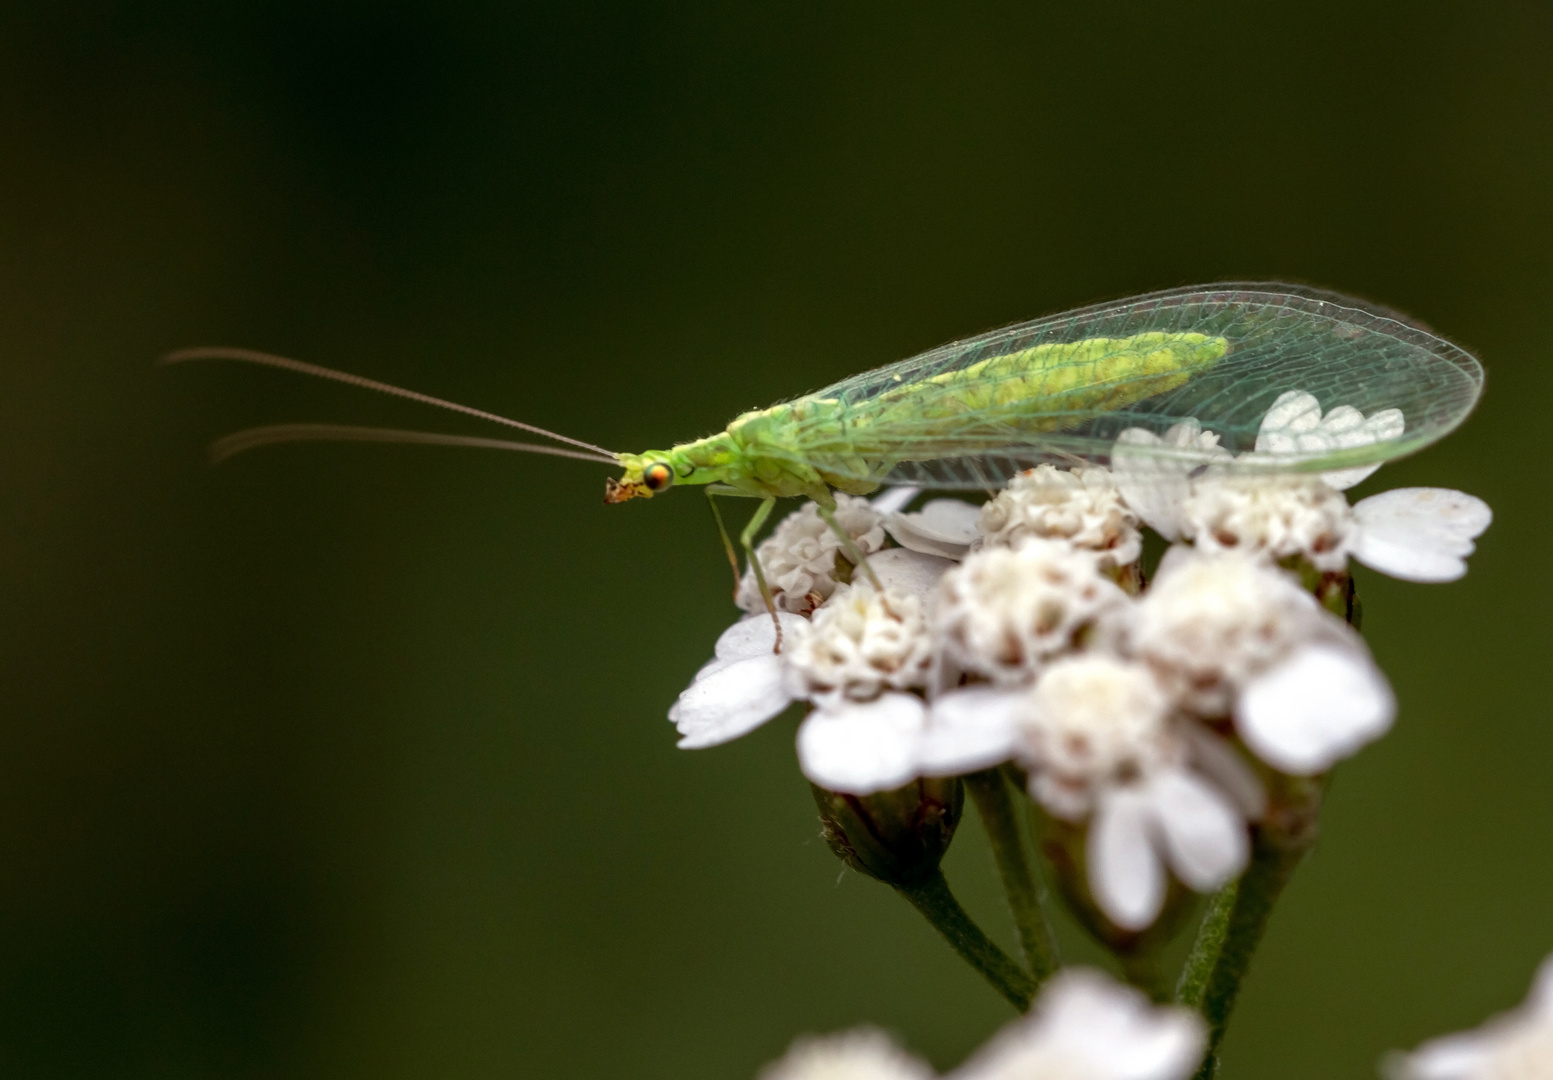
[166,283,1484,613]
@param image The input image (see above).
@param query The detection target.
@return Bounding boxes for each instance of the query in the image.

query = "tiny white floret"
[1181,474,1354,572]
[951,968,1206,1080]
[737,495,888,616]
[1385,953,1553,1080]
[977,465,1142,566]
[1026,657,1249,930]
[925,656,1253,929]
[1131,548,1395,774]
[784,584,934,704]
[780,583,939,794]
[1130,548,1320,715]
[1254,390,1404,490]
[1177,475,1491,582]
[760,1027,934,1080]
[936,540,1129,685]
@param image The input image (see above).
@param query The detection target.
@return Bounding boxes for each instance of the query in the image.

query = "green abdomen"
[727,331,1227,490]
[857,331,1227,434]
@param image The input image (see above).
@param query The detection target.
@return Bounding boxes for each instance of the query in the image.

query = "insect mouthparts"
[604,476,646,504]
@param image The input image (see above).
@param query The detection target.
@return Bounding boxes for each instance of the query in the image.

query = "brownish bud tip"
[812,777,963,887]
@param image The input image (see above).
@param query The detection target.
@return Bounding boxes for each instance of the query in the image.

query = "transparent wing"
[771,283,1481,488]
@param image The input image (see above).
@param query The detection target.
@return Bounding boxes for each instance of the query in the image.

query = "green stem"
[1190,780,1322,1079]
[964,769,1059,982]
[1175,882,1238,1009]
[895,869,1036,1011]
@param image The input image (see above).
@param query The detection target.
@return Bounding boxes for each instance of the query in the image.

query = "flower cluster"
[670,391,1491,931]
[760,969,1205,1080]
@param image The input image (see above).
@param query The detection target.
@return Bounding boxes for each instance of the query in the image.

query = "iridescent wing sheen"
[767,283,1482,489]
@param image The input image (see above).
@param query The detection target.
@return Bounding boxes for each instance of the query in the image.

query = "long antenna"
[209,423,620,466]
[162,346,619,458]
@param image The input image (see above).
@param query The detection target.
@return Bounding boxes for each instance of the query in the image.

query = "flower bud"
[812,777,964,887]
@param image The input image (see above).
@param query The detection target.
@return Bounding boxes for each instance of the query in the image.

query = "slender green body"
[604,283,1484,504]
[169,283,1485,628]
[607,331,1227,502]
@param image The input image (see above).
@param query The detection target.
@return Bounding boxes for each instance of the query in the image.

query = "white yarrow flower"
[1254,389,1404,490]
[951,968,1206,1080]
[925,655,1254,929]
[1181,474,1354,571]
[672,580,945,780]
[737,495,888,616]
[1176,475,1491,581]
[785,584,934,703]
[789,584,938,794]
[936,540,1129,685]
[1385,953,1553,1080]
[976,465,1143,566]
[1130,548,1395,774]
[1112,394,1433,558]
[1032,657,1250,930]
[760,1028,934,1080]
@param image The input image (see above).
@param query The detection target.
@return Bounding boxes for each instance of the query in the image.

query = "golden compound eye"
[643,462,673,491]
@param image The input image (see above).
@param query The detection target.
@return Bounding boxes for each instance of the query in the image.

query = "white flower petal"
[1255,391,1322,447]
[1237,643,1396,774]
[1111,429,1197,540]
[797,693,928,794]
[1529,953,1553,1019]
[1354,487,1493,543]
[1178,724,1267,820]
[918,686,1026,776]
[869,485,922,516]
[1090,789,1166,931]
[1321,462,1384,491]
[1350,532,1470,582]
[869,547,957,598]
[672,655,794,749]
[1384,1032,1496,1080]
[1351,488,1492,582]
[1038,971,1207,1080]
[692,655,736,682]
[1321,408,1405,490]
[1147,770,1248,892]
[715,612,807,661]
[886,498,983,558]
[1254,390,1405,490]
[762,1027,934,1080]
[954,969,1205,1080]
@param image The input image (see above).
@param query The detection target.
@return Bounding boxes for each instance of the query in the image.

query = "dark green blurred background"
[0,3,1546,1077]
